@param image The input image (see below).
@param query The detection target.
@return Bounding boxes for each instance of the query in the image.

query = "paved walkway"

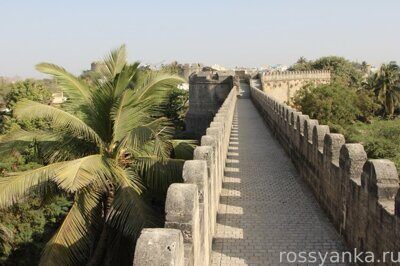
[211,98,347,265]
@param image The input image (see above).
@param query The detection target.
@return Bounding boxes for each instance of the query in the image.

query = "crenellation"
[339,144,367,181]
[304,119,318,143]
[249,86,400,261]
[312,125,330,152]
[261,70,331,103]
[133,229,185,266]
[134,86,237,266]
[324,133,345,166]
[361,160,399,203]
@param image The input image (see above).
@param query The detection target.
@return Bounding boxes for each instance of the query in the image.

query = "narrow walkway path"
[211,98,347,265]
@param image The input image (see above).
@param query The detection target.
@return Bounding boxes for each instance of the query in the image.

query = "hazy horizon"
[1,0,400,78]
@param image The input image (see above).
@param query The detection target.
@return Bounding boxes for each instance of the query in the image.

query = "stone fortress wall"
[185,72,233,139]
[250,86,400,263]
[261,70,331,103]
[134,85,237,265]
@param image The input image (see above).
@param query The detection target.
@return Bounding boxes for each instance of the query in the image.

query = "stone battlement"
[186,72,234,139]
[250,86,400,262]
[263,70,331,81]
[134,87,238,266]
[261,70,331,103]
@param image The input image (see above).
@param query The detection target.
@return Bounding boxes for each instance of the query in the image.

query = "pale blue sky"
[1,0,399,77]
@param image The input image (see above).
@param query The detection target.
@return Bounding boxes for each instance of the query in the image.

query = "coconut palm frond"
[0,129,59,155]
[103,159,144,194]
[40,189,103,266]
[113,63,140,97]
[113,115,170,152]
[115,126,154,155]
[52,155,109,193]
[0,162,65,208]
[106,180,153,237]
[134,157,184,195]
[13,100,104,148]
[133,72,185,104]
[111,91,152,144]
[40,135,99,163]
[102,45,127,79]
[36,63,92,103]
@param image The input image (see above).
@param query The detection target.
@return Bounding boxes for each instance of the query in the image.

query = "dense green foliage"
[0,196,71,265]
[289,56,364,88]
[162,87,188,134]
[1,80,53,134]
[347,120,400,170]
[160,62,189,136]
[5,80,52,108]
[292,84,379,130]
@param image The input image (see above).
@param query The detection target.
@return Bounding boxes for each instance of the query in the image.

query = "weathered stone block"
[324,133,345,165]
[361,159,399,201]
[312,125,330,152]
[182,160,208,203]
[133,228,184,266]
[339,144,367,180]
[165,184,198,224]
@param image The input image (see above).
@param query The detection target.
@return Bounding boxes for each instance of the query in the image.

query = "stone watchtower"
[185,72,233,139]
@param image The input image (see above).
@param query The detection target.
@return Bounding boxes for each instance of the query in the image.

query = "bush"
[0,196,71,265]
[162,87,188,134]
[347,119,400,170]
[5,80,52,109]
[292,83,378,128]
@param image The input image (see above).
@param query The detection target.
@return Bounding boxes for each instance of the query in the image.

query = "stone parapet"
[185,72,234,139]
[134,87,237,266]
[250,86,400,262]
[262,70,331,82]
[260,70,330,103]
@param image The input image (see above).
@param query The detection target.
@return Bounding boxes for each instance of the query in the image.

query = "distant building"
[0,98,10,114]
[259,64,289,73]
[182,63,204,80]
[177,83,189,91]
[51,91,67,104]
[211,64,227,71]
[90,62,107,73]
[0,76,22,84]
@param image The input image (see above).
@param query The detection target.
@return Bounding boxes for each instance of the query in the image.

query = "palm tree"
[374,62,400,117]
[362,72,379,91]
[0,45,187,265]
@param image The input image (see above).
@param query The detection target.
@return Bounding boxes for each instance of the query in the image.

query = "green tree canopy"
[289,56,363,88]
[292,83,379,130]
[5,80,52,108]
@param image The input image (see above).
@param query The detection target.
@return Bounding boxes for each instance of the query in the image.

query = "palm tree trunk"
[88,189,114,266]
